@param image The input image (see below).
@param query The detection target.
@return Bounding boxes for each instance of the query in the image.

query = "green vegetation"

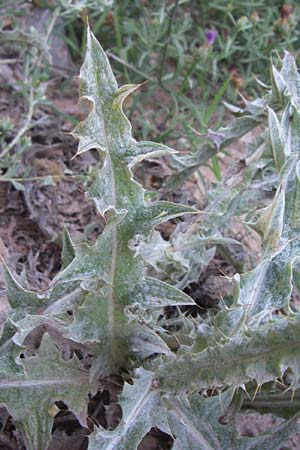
[1,1,300,449]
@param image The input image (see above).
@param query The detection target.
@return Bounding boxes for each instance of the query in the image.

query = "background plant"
[0,0,111,187]
[1,0,300,187]
[86,0,300,180]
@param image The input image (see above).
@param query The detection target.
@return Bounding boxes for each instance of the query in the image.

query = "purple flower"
[205,29,218,45]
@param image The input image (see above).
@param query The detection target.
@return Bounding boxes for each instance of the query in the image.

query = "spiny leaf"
[280,51,300,109]
[2,261,48,319]
[270,63,287,107]
[232,70,300,326]
[167,390,300,450]
[233,256,292,322]
[129,327,174,359]
[61,226,76,269]
[207,116,261,151]
[0,321,23,377]
[268,107,285,172]
[130,230,226,289]
[155,316,300,393]
[132,277,195,307]
[250,188,284,255]
[128,141,177,168]
[88,369,170,450]
[47,25,196,373]
[0,333,90,450]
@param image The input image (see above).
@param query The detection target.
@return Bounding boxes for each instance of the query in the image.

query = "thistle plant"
[0,24,196,449]
[150,51,300,290]
[1,26,300,450]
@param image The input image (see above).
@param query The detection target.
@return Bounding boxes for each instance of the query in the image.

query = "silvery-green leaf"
[48,25,196,373]
[71,26,119,155]
[167,390,299,450]
[43,285,83,318]
[280,52,300,109]
[87,156,119,216]
[53,229,112,285]
[3,262,48,319]
[291,106,300,154]
[241,95,266,115]
[0,334,90,450]
[223,101,244,114]
[233,138,300,325]
[0,319,17,345]
[250,188,284,255]
[282,160,300,239]
[131,230,213,289]
[207,116,260,150]
[145,201,198,229]
[11,314,67,350]
[129,230,171,273]
[0,323,23,377]
[268,107,285,171]
[214,307,245,339]
[155,316,300,393]
[61,226,76,269]
[88,369,169,450]
[270,63,287,107]
[233,255,292,322]
[133,277,195,307]
[127,141,177,168]
[129,328,174,359]
[168,142,217,171]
